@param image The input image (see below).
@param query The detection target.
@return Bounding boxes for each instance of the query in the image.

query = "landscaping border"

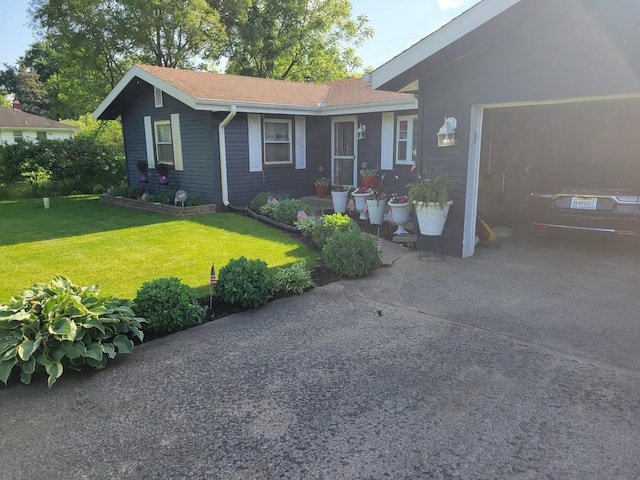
[99,194,216,216]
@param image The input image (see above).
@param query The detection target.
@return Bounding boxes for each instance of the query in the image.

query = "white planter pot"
[366,198,387,225]
[331,190,349,213]
[387,202,410,235]
[352,192,370,220]
[415,200,453,236]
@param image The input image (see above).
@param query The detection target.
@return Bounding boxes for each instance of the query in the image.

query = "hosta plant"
[0,275,144,388]
[273,260,315,295]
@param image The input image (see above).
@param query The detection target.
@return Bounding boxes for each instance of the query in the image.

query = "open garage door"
[476,98,640,235]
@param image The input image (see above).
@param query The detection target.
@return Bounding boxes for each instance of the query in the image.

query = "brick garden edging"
[99,194,217,216]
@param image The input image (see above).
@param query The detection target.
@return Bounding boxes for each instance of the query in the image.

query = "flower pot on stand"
[414,200,453,236]
[388,201,411,235]
[366,198,387,225]
[331,190,349,213]
[352,191,371,220]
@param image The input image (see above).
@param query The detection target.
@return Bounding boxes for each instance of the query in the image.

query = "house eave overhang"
[371,0,523,92]
[0,126,79,132]
[193,98,418,116]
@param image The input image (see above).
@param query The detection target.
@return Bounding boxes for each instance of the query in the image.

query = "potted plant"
[351,186,373,220]
[360,167,379,188]
[331,185,350,213]
[387,193,411,235]
[137,160,149,183]
[407,170,454,236]
[313,177,330,196]
[156,163,170,185]
[365,189,388,226]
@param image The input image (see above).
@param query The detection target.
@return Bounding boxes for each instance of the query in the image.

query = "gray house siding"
[415,0,640,255]
[121,81,220,205]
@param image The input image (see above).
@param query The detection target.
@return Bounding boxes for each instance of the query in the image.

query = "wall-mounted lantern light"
[437,117,457,147]
[357,124,367,140]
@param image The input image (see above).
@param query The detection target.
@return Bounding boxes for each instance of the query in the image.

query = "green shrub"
[322,230,381,278]
[273,260,315,295]
[0,275,144,388]
[272,199,312,226]
[134,277,206,334]
[217,256,274,309]
[259,202,278,217]
[109,185,145,198]
[295,215,317,237]
[312,213,359,248]
[250,192,279,212]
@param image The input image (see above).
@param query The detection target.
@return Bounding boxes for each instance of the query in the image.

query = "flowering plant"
[388,193,409,204]
[352,186,373,195]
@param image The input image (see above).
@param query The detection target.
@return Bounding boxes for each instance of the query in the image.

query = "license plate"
[571,197,597,210]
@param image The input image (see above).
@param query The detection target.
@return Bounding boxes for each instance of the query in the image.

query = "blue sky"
[0,0,481,70]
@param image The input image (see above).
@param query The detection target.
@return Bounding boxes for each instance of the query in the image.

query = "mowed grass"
[0,196,316,302]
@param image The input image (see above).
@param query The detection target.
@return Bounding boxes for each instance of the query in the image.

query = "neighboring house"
[92,64,418,207]
[0,102,78,144]
[371,0,640,257]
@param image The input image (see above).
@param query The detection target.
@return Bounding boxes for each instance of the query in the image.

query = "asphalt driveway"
[1,228,639,479]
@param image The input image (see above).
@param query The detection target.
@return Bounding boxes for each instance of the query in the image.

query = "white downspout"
[218,105,237,207]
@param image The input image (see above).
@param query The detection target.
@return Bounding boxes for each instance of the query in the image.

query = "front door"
[331,116,357,187]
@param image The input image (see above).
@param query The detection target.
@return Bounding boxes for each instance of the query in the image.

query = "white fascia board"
[371,0,522,90]
[92,65,198,118]
[194,99,418,116]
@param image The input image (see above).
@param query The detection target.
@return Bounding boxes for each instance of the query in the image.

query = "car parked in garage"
[529,176,640,236]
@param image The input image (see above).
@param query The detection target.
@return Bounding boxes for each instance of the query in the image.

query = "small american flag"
[297,209,309,221]
[210,263,217,287]
[347,198,355,212]
[377,237,383,252]
[363,205,368,216]
[267,195,279,205]
[388,207,394,224]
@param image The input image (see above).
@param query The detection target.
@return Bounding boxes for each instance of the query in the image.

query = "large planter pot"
[387,202,411,235]
[414,200,453,236]
[361,176,377,188]
[366,198,387,225]
[331,190,349,213]
[314,184,330,196]
[352,192,371,220]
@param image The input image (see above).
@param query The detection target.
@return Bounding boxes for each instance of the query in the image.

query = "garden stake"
[209,262,217,310]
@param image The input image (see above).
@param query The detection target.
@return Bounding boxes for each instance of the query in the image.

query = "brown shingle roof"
[0,107,78,130]
[136,65,413,107]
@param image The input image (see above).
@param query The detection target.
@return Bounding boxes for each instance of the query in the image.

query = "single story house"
[0,102,78,144]
[371,0,640,257]
[93,65,418,207]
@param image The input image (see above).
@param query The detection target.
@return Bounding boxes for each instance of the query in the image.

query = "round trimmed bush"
[321,230,381,278]
[272,199,312,226]
[134,277,206,333]
[217,256,274,309]
[250,192,279,212]
[312,213,359,248]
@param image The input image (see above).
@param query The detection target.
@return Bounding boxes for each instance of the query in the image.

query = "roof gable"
[93,65,416,120]
[370,0,522,92]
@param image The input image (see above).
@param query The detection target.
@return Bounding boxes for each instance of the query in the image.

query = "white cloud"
[437,0,465,10]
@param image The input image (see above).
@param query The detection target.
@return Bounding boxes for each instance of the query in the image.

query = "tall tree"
[220,0,373,81]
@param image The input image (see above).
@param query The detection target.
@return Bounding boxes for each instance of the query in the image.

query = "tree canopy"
[0,0,372,119]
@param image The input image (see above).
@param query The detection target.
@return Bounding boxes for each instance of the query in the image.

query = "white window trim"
[154,119,174,165]
[263,118,293,165]
[396,115,417,166]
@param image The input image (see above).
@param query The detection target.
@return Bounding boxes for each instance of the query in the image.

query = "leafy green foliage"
[217,256,274,309]
[321,230,381,278]
[108,185,146,199]
[312,213,359,248]
[0,275,144,388]
[407,170,455,209]
[259,202,278,217]
[134,278,206,334]
[272,199,312,226]
[273,260,314,295]
[295,215,317,237]
[250,192,279,212]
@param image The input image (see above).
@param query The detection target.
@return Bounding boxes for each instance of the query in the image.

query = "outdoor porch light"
[357,124,367,140]
[437,117,457,147]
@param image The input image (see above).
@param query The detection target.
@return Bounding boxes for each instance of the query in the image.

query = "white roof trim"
[371,0,522,90]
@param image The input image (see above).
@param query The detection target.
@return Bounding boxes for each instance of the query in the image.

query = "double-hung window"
[263,119,292,165]
[396,115,418,165]
[12,131,23,143]
[154,120,174,165]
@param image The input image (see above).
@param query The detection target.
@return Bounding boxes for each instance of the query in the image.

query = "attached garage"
[372,0,640,257]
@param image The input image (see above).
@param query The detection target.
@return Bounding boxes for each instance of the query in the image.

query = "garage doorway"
[465,96,640,257]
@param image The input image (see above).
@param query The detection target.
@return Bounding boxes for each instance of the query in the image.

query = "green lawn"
[0,196,316,302]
